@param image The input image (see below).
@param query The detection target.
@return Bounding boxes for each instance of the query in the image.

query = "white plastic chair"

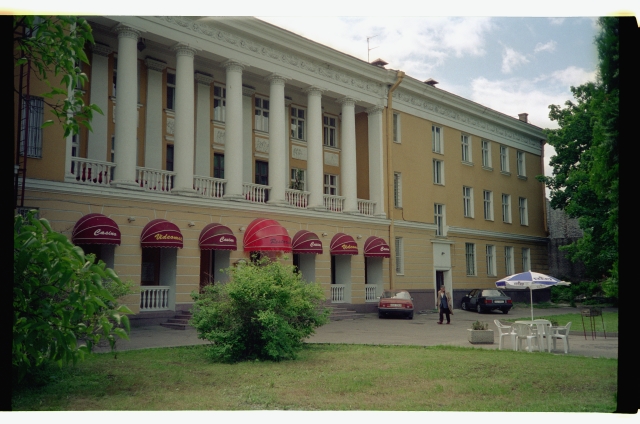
[514,323,538,352]
[535,322,553,353]
[494,319,517,350]
[551,322,571,354]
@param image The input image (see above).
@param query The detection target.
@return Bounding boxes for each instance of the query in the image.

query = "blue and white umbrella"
[496,271,571,320]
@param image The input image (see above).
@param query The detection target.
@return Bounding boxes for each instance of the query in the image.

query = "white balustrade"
[243,182,271,203]
[331,284,346,303]
[358,199,376,216]
[70,158,115,186]
[285,189,310,209]
[194,175,226,198]
[365,285,379,302]
[136,167,175,193]
[139,285,171,311]
[324,194,345,212]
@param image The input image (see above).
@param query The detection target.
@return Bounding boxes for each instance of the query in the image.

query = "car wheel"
[378,312,384,319]
[407,312,414,320]
[502,309,509,314]
[461,301,467,311]
[476,304,483,313]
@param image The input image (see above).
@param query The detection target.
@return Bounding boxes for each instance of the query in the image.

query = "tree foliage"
[14,15,102,137]
[13,211,132,383]
[538,18,619,297]
[190,258,330,363]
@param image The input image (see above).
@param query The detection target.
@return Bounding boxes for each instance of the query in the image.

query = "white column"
[305,86,325,210]
[144,58,167,170]
[266,74,288,206]
[367,106,386,217]
[242,87,255,185]
[195,72,214,176]
[111,25,141,189]
[338,97,359,214]
[172,44,197,195]
[222,60,245,200]
[87,44,111,161]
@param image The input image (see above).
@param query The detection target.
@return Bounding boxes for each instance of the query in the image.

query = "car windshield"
[382,290,411,300]
[481,289,506,297]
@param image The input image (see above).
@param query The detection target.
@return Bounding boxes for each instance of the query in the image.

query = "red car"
[378,290,414,319]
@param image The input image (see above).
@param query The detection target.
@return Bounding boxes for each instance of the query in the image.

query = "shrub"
[190,257,330,363]
[471,321,489,330]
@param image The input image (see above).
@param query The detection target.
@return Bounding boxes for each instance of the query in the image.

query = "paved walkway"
[94,306,618,359]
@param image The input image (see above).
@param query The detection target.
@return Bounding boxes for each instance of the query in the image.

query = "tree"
[13,211,132,383]
[190,258,330,363]
[14,15,102,138]
[538,18,619,298]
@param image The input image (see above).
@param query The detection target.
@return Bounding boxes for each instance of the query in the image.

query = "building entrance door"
[436,271,445,292]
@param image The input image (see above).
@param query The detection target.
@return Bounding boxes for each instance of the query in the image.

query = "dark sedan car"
[461,289,512,314]
[378,290,414,319]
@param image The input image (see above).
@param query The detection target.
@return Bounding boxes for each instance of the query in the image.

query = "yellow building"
[15,16,549,323]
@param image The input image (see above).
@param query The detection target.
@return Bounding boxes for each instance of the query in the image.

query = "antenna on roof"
[367,35,379,63]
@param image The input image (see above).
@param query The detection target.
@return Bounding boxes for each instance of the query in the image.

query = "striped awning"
[140,219,183,248]
[330,233,358,255]
[292,230,323,254]
[72,213,121,245]
[199,224,237,250]
[243,218,292,252]
[363,236,390,258]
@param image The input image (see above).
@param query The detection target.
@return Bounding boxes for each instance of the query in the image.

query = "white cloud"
[550,66,597,87]
[548,18,566,25]
[501,47,529,73]
[534,40,557,53]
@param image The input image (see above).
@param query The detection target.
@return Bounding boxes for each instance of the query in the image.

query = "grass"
[12,344,617,412]
[504,311,618,333]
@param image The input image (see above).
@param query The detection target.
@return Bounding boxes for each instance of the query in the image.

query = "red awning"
[140,219,183,248]
[364,236,390,258]
[199,224,237,250]
[72,213,121,245]
[243,218,292,252]
[330,233,358,255]
[292,230,323,254]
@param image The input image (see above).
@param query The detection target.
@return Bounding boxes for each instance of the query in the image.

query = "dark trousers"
[439,307,451,323]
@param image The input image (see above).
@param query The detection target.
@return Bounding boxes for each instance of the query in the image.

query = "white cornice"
[447,225,548,243]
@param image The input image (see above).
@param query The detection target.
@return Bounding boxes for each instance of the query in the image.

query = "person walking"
[437,285,453,324]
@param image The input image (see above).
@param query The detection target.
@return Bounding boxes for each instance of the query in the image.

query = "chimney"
[518,113,529,123]
[424,78,439,87]
[371,58,388,68]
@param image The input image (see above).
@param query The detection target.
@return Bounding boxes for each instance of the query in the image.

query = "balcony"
[194,175,226,198]
[285,189,309,208]
[243,182,270,203]
[69,158,114,186]
[136,167,175,193]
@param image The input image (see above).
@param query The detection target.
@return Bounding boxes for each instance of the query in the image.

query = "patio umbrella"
[496,271,571,320]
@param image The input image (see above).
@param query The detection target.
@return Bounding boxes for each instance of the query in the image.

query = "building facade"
[15,16,549,320]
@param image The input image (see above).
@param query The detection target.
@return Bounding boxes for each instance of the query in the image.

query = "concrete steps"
[327,305,365,321]
[160,311,193,330]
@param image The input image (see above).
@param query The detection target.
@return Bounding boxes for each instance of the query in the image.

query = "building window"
[324,174,338,195]
[434,203,445,236]
[323,115,338,147]
[483,190,493,221]
[255,160,269,186]
[166,144,174,171]
[481,140,491,168]
[519,197,528,226]
[433,159,444,185]
[291,106,306,141]
[214,153,224,179]
[465,243,476,276]
[502,194,511,223]
[394,172,402,208]
[522,248,531,272]
[463,186,474,218]
[19,96,44,158]
[290,168,306,191]
[112,56,117,97]
[500,146,509,173]
[395,237,404,274]
[166,72,176,111]
[393,112,401,143]
[486,245,496,276]
[517,151,526,177]
[255,96,269,132]
[461,134,471,162]
[432,125,443,154]
[505,246,514,275]
[213,85,226,122]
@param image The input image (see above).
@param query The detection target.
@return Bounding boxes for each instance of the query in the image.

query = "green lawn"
[12,344,617,412]
[505,311,617,332]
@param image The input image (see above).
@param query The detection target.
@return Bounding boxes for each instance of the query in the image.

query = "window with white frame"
[394,172,402,208]
[290,168,306,191]
[483,190,493,221]
[519,197,528,225]
[481,140,491,168]
[324,174,338,195]
[486,245,496,276]
[505,246,514,275]
[166,72,176,110]
[291,106,306,140]
[323,115,337,147]
[393,112,401,143]
[433,159,444,185]
[19,96,44,158]
[432,125,443,153]
[500,146,509,173]
[461,134,472,162]
[255,96,269,132]
[522,248,531,272]
[502,194,511,223]
[213,85,226,122]
[434,203,445,236]
[463,186,474,218]
[517,151,526,177]
[395,237,404,274]
[465,243,476,276]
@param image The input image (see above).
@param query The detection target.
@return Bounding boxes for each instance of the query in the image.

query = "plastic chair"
[513,323,538,352]
[535,322,553,353]
[494,320,517,350]
[551,322,571,354]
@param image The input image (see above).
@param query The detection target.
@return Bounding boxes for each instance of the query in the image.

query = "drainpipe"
[541,140,549,236]
[386,70,404,290]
